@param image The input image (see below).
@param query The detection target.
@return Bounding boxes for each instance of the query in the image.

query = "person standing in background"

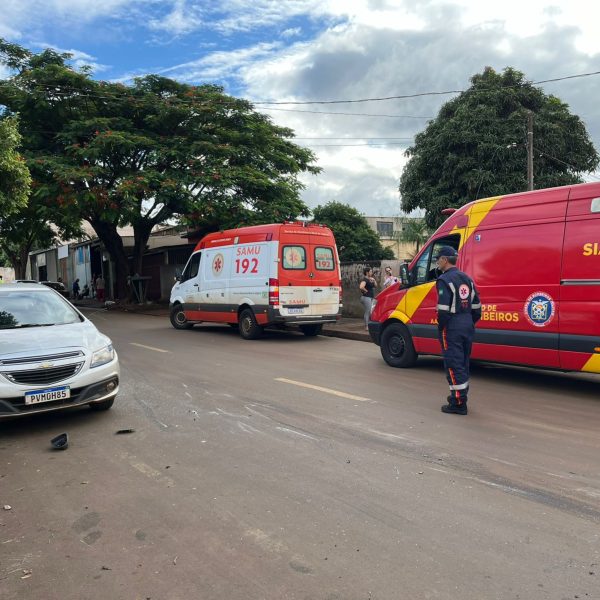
[383,266,399,288]
[95,274,105,302]
[359,267,377,331]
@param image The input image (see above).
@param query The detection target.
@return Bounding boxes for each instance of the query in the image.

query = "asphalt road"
[1,310,600,600]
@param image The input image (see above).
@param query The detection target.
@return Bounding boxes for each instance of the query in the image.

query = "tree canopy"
[0,40,319,298]
[312,201,395,262]
[400,67,600,229]
[0,116,30,215]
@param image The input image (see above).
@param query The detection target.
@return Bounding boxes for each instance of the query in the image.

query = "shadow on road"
[412,356,600,404]
[0,404,116,440]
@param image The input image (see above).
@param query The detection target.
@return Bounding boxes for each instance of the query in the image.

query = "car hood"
[0,320,111,358]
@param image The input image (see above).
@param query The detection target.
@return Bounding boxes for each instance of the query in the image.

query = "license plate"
[288,307,305,314]
[24,386,71,405]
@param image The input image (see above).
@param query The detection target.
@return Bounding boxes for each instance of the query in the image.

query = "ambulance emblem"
[458,284,470,300]
[524,292,555,327]
[212,253,224,276]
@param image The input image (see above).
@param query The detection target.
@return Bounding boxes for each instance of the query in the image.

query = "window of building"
[376,221,394,238]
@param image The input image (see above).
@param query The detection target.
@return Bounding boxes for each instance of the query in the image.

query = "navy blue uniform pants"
[439,319,473,406]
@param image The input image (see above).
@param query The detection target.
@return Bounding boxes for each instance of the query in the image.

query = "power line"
[290,137,414,140]
[298,142,411,147]
[534,147,600,181]
[255,70,600,105]
[256,106,434,119]
[2,69,599,108]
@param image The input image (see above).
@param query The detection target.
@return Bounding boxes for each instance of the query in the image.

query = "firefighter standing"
[434,246,481,415]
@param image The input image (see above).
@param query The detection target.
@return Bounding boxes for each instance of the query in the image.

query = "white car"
[0,283,119,419]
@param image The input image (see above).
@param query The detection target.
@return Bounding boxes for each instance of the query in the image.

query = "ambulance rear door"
[307,237,340,317]
[278,237,310,317]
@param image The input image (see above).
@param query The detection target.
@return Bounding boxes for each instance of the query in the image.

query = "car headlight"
[91,344,115,368]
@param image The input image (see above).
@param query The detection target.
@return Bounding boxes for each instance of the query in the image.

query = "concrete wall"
[341,260,403,318]
[0,267,15,282]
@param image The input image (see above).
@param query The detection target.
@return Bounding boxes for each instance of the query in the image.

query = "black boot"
[441,403,468,415]
[442,395,468,415]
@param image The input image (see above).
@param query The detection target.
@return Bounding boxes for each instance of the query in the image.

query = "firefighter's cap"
[433,245,458,259]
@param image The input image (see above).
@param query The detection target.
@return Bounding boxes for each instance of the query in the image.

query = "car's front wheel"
[380,322,418,368]
[89,396,115,411]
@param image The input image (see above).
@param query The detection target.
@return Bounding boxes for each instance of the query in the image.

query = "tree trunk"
[15,248,29,279]
[88,218,130,300]
[132,221,153,277]
[4,245,31,280]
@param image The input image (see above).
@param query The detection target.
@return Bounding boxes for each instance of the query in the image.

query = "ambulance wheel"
[300,324,323,337]
[170,304,193,330]
[380,322,417,368]
[239,308,263,340]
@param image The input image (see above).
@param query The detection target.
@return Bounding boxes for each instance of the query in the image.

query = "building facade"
[364,216,422,260]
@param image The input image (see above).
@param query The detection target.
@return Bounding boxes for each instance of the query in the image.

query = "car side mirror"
[174,275,182,282]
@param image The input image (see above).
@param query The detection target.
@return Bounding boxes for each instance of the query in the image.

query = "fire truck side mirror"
[400,263,410,287]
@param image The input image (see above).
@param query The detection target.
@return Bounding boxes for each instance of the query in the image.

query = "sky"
[1,0,600,216]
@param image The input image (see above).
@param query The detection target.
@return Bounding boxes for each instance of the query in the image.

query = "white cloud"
[281,27,302,39]
[225,3,600,214]
[148,0,204,36]
[28,43,110,73]
[158,42,281,83]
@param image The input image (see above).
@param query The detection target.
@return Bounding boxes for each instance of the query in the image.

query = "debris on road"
[116,429,135,435]
[3,505,11,510]
[21,569,32,579]
[50,433,69,450]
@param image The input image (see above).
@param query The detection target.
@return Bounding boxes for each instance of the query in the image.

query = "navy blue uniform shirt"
[436,267,481,330]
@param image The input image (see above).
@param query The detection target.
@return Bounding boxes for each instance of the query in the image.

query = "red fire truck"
[369,182,600,374]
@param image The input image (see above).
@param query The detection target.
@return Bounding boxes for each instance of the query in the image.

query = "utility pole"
[527,110,534,191]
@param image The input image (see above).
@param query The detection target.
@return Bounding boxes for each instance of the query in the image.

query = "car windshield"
[0,290,82,329]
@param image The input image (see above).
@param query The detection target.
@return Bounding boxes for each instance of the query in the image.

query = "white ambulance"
[169,222,342,339]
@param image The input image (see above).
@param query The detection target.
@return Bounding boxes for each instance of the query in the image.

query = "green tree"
[0,203,59,279]
[0,40,319,298]
[400,67,600,229]
[393,217,429,256]
[312,201,395,261]
[0,116,30,216]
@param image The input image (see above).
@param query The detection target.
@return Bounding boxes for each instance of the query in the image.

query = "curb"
[321,328,371,343]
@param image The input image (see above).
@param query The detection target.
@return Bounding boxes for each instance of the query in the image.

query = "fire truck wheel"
[239,308,263,340]
[170,304,193,330]
[299,324,323,337]
[380,322,417,368]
